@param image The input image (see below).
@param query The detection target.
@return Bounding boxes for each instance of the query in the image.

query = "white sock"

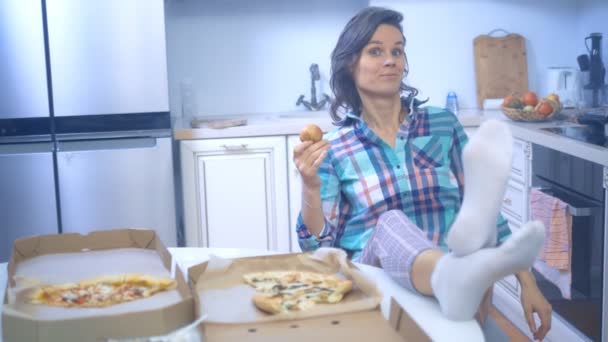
[431,220,544,321]
[446,119,513,256]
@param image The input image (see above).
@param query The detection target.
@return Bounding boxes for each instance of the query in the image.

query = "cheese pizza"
[29,273,176,308]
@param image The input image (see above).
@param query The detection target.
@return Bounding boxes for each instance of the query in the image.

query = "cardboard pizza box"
[2,229,195,342]
[187,249,431,341]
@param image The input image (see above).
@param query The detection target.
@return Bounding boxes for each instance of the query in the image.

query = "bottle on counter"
[180,78,198,120]
[445,91,459,116]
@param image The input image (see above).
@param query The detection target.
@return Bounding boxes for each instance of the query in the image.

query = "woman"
[293,7,552,341]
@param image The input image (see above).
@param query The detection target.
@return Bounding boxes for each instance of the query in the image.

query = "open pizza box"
[2,229,195,342]
[187,248,431,341]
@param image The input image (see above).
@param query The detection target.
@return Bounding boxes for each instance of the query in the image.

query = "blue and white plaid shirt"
[296,106,511,260]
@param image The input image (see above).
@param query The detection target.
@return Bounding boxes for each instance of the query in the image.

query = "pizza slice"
[29,273,176,308]
[243,270,352,314]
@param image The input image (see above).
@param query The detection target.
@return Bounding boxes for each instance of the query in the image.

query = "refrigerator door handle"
[0,142,54,155]
[57,137,158,152]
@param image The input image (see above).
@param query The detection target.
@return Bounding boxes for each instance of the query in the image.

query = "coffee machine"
[585,33,606,107]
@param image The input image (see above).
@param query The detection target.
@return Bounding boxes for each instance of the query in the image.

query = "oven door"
[532,144,605,341]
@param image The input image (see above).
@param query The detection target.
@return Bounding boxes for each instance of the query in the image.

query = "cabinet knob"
[503,197,512,206]
[221,144,248,151]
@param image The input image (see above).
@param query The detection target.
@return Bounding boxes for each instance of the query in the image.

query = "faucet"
[296,63,331,111]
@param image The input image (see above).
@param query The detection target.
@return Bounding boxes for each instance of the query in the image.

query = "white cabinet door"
[287,135,303,252]
[510,138,531,185]
[181,136,289,252]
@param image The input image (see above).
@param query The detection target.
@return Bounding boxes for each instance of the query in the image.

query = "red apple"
[522,91,538,107]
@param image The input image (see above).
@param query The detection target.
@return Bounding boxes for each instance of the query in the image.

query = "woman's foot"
[446,119,513,256]
[432,220,544,320]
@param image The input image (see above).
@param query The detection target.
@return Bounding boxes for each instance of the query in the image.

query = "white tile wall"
[165,0,607,116]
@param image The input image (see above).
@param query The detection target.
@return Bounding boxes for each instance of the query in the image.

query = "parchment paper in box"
[2,229,195,342]
[188,248,383,323]
[188,248,431,341]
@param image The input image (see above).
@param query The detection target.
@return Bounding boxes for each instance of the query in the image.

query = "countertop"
[173,109,608,167]
[0,247,485,342]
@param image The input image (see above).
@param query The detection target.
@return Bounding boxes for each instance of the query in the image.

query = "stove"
[540,125,607,147]
[540,109,608,148]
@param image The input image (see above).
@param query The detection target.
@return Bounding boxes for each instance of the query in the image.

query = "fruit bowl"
[501,96,562,122]
[501,106,558,122]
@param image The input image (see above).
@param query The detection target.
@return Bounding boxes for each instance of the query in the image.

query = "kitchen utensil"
[473,30,529,108]
[584,33,606,107]
[577,54,590,71]
[545,67,582,108]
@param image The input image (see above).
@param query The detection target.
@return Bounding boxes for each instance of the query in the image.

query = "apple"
[536,101,553,117]
[502,95,516,107]
[546,93,560,102]
[522,91,538,107]
[299,124,323,143]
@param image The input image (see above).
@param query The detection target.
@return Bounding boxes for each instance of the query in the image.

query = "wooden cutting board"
[190,118,248,129]
[474,32,529,108]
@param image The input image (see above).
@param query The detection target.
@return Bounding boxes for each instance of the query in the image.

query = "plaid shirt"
[296,106,511,260]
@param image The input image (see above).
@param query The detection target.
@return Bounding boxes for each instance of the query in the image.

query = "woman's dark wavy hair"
[329,7,425,125]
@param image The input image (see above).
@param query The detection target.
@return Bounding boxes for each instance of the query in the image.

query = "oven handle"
[536,187,599,217]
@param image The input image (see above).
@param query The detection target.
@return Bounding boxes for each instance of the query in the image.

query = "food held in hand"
[522,91,538,107]
[299,124,323,143]
[243,270,352,314]
[29,274,176,307]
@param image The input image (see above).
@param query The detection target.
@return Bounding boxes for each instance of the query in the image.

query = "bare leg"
[431,221,544,320]
[411,249,443,296]
[411,248,494,324]
[360,210,544,321]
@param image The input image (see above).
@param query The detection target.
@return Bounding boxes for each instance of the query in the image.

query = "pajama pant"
[358,209,438,294]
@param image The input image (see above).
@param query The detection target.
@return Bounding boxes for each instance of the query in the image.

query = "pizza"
[243,271,352,314]
[29,273,176,308]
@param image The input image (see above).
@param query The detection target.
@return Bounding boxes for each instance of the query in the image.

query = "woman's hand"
[293,140,330,188]
[520,282,552,341]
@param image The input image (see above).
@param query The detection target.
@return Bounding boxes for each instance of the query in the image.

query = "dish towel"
[529,188,573,299]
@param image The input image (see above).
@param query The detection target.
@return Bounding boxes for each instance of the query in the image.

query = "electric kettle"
[545,67,582,108]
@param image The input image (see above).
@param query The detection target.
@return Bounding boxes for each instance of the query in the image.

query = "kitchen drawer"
[510,138,529,185]
[498,275,519,297]
[500,211,522,233]
[501,178,527,223]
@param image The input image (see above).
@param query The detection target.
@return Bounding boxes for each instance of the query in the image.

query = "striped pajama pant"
[360,210,495,325]
[358,209,438,294]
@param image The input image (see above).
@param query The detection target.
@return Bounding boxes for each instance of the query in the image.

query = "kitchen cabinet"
[287,135,303,252]
[496,138,532,298]
[180,136,290,252]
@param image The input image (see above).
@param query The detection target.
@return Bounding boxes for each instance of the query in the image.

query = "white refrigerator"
[0,0,178,262]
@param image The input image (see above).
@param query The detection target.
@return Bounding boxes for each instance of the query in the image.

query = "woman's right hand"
[293,140,330,188]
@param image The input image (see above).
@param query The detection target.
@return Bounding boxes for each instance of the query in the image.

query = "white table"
[1,248,484,341]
